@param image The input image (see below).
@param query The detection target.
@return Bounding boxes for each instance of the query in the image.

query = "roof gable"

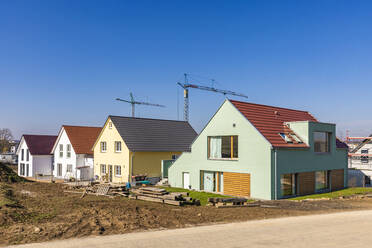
[109,116,197,152]
[22,135,57,155]
[62,126,102,155]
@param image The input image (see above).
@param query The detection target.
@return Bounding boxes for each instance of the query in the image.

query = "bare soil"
[2,181,372,246]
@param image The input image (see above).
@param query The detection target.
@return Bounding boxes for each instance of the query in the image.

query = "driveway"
[9,210,372,248]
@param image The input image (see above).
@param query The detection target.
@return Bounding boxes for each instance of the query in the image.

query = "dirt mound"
[0,163,24,183]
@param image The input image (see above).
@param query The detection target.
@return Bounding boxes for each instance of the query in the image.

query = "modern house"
[168,99,348,200]
[16,135,57,178]
[51,125,102,181]
[92,116,197,183]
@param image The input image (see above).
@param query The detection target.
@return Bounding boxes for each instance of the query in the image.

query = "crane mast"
[177,73,248,122]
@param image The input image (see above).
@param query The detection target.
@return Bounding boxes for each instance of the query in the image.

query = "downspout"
[274,148,278,200]
[130,152,135,183]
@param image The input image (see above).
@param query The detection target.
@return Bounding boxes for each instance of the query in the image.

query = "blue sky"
[1,0,372,139]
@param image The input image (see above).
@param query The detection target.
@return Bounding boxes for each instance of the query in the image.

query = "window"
[279,133,303,144]
[67,144,71,158]
[314,132,330,153]
[361,149,369,163]
[100,142,107,152]
[100,164,106,175]
[208,136,238,159]
[26,149,29,161]
[115,141,122,152]
[20,163,25,176]
[279,133,293,143]
[26,164,29,177]
[200,171,223,192]
[114,165,121,176]
[109,122,113,129]
[21,149,24,161]
[67,164,72,173]
[59,144,63,157]
[172,154,179,160]
[57,163,62,177]
[281,174,296,196]
[315,171,329,191]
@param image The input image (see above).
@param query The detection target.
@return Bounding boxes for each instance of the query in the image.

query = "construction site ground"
[3,181,372,246]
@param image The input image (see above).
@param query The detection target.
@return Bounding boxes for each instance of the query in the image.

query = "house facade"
[16,135,57,178]
[169,99,348,200]
[93,116,197,183]
[51,125,101,181]
[347,136,372,185]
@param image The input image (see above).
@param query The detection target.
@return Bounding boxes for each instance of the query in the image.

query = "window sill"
[208,158,239,161]
[101,151,107,153]
[115,175,122,177]
[115,151,122,153]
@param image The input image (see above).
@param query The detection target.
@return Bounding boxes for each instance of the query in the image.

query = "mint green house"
[168,99,348,200]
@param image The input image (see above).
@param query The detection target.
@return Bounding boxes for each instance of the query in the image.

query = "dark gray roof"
[109,116,197,152]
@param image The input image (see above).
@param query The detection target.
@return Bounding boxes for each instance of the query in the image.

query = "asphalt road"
[9,210,372,248]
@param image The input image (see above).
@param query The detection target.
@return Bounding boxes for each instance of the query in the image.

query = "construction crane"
[177,73,248,121]
[116,93,165,117]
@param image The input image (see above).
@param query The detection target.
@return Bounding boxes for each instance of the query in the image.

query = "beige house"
[92,115,197,183]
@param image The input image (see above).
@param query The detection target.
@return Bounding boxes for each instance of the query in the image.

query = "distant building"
[347,135,372,185]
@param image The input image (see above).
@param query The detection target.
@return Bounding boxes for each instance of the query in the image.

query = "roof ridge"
[63,125,101,129]
[109,115,188,123]
[229,99,311,113]
[23,134,58,137]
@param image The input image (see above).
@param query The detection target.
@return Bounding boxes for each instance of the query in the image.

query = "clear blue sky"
[1,0,372,139]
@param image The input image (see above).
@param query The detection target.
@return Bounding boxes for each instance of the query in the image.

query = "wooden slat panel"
[297,172,315,195]
[331,169,344,190]
[223,172,250,197]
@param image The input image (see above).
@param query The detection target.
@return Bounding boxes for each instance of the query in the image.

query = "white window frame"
[66,164,73,173]
[20,163,25,176]
[67,144,71,158]
[100,142,107,153]
[21,149,24,161]
[100,164,106,175]
[109,122,113,129]
[115,141,122,152]
[57,163,62,177]
[114,165,121,176]
[59,144,64,157]
[26,149,29,161]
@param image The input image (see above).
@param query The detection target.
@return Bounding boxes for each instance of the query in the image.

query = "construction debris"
[130,187,200,206]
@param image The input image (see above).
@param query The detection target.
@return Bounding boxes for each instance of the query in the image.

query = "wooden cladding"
[223,172,250,197]
[297,172,315,195]
[331,169,344,190]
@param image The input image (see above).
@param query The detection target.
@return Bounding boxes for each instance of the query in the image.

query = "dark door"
[108,165,113,182]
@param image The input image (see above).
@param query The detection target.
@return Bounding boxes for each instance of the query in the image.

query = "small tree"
[0,128,13,153]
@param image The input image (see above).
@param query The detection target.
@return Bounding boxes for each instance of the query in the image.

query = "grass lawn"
[159,186,232,206]
[291,187,372,200]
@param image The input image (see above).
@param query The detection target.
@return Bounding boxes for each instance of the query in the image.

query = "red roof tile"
[23,135,58,155]
[63,126,102,155]
[230,100,317,148]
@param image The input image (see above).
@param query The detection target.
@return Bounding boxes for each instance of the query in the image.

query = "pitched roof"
[109,116,197,152]
[63,126,102,155]
[230,100,347,149]
[23,135,57,155]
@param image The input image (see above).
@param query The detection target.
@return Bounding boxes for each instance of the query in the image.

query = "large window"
[208,136,238,159]
[315,171,329,191]
[314,132,330,153]
[67,164,72,173]
[59,144,63,157]
[20,163,25,176]
[26,149,29,161]
[361,149,369,163]
[21,149,24,161]
[67,144,71,158]
[100,142,107,152]
[281,174,296,196]
[200,171,223,193]
[57,163,62,177]
[115,141,122,152]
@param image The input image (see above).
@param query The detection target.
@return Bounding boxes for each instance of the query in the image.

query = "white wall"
[17,138,33,177]
[33,155,53,176]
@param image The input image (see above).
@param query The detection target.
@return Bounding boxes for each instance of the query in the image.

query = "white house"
[51,125,101,181]
[16,135,57,178]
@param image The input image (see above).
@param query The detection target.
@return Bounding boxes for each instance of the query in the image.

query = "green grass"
[159,186,232,206]
[291,187,372,200]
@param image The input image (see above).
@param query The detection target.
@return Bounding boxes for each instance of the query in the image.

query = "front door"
[183,172,190,189]
[108,165,113,182]
[204,171,214,192]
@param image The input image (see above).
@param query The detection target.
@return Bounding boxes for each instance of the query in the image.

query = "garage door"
[223,172,250,197]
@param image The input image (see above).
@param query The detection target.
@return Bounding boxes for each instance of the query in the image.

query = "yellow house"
[92,115,197,183]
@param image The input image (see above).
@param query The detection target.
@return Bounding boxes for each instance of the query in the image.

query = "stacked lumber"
[130,187,200,206]
[208,197,256,208]
[65,184,129,198]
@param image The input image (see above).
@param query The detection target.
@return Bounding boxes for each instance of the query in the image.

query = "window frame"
[207,135,238,160]
[21,149,24,161]
[314,131,331,153]
[66,164,73,173]
[281,173,297,197]
[100,164,106,175]
[59,144,64,157]
[20,163,25,176]
[315,170,329,192]
[115,141,122,153]
[26,149,29,161]
[66,144,71,158]
[57,163,62,177]
[361,149,369,163]
[114,165,121,176]
[100,142,107,153]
